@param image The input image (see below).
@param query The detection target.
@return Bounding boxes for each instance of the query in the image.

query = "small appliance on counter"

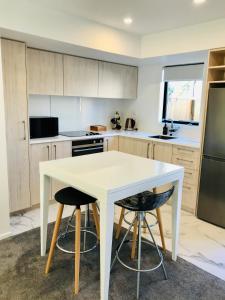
[30,116,58,139]
[111,111,121,130]
[125,118,137,131]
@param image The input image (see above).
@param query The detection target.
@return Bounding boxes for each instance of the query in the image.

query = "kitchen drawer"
[172,154,199,170]
[182,183,197,213]
[184,168,198,185]
[173,146,200,160]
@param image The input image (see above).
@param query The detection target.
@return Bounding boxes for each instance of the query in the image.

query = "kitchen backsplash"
[29,95,131,132]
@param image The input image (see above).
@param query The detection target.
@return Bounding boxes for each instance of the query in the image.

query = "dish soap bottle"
[163,123,168,135]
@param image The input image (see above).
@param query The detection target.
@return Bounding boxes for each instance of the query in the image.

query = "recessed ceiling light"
[193,0,206,5]
[123,17,133,25]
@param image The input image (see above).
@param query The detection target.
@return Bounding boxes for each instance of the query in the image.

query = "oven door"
[72,145,104,156]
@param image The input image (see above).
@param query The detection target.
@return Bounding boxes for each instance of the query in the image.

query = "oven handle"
[72,143,103,149]
[73,146,103,153]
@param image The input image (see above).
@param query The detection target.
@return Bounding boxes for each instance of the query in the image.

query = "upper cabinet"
[27,48,63,95]
[27,48,138,99]
[63,55,98,97]
[98,61,138,99]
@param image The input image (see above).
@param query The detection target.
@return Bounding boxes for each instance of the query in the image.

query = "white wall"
[142,18,225,58]
[124,52,209,140]
[0,39,10,239]
[29,95,130,131]
[0,0,140,58]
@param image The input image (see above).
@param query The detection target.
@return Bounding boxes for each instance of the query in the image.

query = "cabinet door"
[99,62,138,99]
[153,142,172,163]
[104,136,119,151]
[63,55,98,97]
[123,65,138,99]
[2,39,30,212]
[29,143,51,206]
[51,141,72,198]
[119,137,149,158]
[152,142,173,193]
[27,48,63,95]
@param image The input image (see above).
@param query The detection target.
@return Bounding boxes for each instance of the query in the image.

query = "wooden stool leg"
[131,217,138,259]
[115,207,125,239]
[92,203,100,239]
[156,208,166,251]
[45,204,64,274]
[75,209,81,295]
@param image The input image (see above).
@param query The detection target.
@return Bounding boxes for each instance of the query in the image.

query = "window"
[162,64,204,125]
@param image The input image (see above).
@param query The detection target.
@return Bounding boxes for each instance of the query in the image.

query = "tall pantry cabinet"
[1,39,30,212]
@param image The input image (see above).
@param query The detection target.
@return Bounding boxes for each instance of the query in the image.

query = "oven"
[72,138,104,156]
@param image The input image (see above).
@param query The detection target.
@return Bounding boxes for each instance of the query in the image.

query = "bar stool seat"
[55,187,96,207]
[45,187,100,295]
[111,186,174,299]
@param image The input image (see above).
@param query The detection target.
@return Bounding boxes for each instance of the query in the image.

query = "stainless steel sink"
[149,135,177,140]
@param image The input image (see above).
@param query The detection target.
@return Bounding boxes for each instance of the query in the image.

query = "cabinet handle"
[183,185,192,191]
[185,171,193,176]
[47,145,50,160]
[177,147,194,153]
[177,158,194,163]
[106,139,109,151]
[147,143,150,158]
[22,120,26,140]
[54,144,57,159]
[152,143,155,160]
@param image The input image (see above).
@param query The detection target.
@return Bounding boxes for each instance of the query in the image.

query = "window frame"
[162,81,200,126]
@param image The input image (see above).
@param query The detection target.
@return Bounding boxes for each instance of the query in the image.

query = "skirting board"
[0,231,11,241]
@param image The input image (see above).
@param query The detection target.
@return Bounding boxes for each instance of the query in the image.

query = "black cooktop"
[60,131,100,137]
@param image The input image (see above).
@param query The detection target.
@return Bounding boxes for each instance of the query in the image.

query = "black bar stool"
[45,187,100,295]
[111,186,174,299]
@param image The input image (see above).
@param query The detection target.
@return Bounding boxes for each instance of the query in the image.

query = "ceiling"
[30,0,225,35]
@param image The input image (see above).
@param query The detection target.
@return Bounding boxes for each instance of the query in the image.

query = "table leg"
[171,178,183,261]
[40,174,51,256]
[99,197,115,300]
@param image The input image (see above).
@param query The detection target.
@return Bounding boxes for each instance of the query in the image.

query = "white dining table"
[39,151,184,300]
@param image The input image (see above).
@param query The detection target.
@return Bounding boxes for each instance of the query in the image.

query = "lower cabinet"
[152,142,173,193]
[172,145,200,213]
[104,136,119,151]
[29,141,71,206]
[117,137,200,214]
[119,136,151,158]
[51,141,72,197]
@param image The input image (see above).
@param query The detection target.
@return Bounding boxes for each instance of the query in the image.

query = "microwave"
[29,117,59,139]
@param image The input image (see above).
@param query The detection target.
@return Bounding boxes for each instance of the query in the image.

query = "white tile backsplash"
[29,95,129,131]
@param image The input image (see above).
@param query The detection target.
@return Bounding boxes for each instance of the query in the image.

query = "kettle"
[125,118,136,130]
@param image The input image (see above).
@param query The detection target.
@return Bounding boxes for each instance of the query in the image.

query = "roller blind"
[163,63,204,81]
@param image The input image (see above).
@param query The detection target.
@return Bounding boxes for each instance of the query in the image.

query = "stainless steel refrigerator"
[197,87,225,228]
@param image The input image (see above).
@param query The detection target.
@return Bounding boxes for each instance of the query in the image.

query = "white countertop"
[30,130,201,149]
[40,150,184,194]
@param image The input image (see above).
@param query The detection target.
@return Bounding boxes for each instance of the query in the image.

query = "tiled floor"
[10,203,225,281]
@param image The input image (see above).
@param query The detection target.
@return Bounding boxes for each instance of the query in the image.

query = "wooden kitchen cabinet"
[104,136,119,151]
[30,141,72,206]
[1,39,31,212]
[119,136,150,158]
[51,141,72,197]
[172,145,200,213]
[98,61,137,99]
[152,142,173,193]
[152,142,173,163]
[63,55,98,97]
[27,48,63,95]
[30,143,51,206]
